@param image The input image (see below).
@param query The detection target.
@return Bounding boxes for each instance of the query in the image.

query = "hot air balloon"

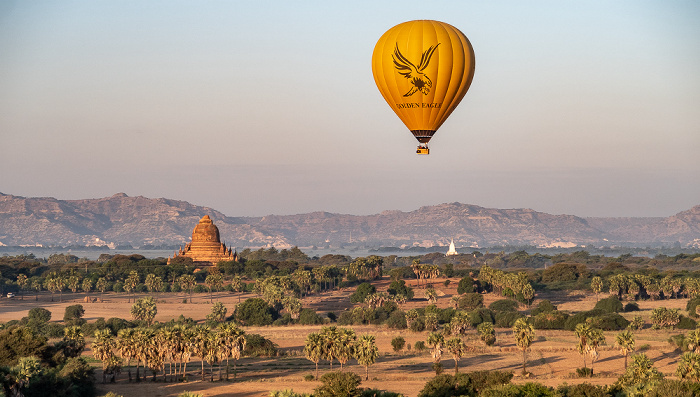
[372,20,475,154]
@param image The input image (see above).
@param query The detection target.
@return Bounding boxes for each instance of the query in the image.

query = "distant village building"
[168,215,237,265]
[446,239,458,256]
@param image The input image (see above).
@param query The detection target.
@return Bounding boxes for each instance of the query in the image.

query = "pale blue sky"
[1,1,698,218]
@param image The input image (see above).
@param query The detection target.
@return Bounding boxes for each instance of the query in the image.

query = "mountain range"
[0,192,698,249]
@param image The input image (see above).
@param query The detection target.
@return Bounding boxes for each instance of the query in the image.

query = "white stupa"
[446,239,458,256]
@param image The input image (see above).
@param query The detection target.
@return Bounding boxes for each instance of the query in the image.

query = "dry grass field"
[0,278,691,397]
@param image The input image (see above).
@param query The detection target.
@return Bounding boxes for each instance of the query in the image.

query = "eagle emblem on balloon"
[392,43,440,96]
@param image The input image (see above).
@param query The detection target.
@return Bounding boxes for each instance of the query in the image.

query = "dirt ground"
[0,278,691,397]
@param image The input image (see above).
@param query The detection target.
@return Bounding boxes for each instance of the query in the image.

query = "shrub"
[105,317,131,334]
[669,334,688,352]
[489,299,519,312]
[465,370,514,392]
[480,382,556,397]
[687,297,700,318]
[0,326,48,366]
[457,276,476,294]
[360,390,404,397]
[350,282,376,303]
[304,374,315,381]
[417,371,513,397]
[458,293,484,310]
[410,317,426,332]
[418,374,469,397]
[337,311,354,326]
[542,263,588,283]
[532,311,569,330]
[565,309,606,330]
[243,334,278,357]
[234,298,279,326]
[414,341,426,352]
[315,371,361,397]
[469,308,495,327]
[531,300,557,316]
[588,313,630,331]
[555,382,611,397]
[28,308,52,323]
[273,314,293,326]
[624,302,640,312]
[644,379,700,396]
[298,309,323,325]
[678,316,697,330]
[391,336,406,352]
[576,367,593,377]
[495,311,523,328]
[388,280,414,300]
[594,296,623,313]
[628,315,644,330]
[386,310,407,329]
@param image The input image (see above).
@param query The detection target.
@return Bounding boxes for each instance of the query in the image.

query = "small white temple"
[446,239,458,256]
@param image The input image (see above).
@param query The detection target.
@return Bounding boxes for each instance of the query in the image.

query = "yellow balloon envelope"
[372,20,475,154]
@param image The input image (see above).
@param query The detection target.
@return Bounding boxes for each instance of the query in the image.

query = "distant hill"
[0,193,698,249]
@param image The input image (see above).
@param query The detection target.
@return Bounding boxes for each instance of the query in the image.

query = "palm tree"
[31,278,42,301]
[449,311,470,337]
[146,329,167,382]
[427,332,445,364]
[320,326,341,370]
[16,274,27,301]
[230,275,244,303]
[355,334,378,380]
[204,331,219,382]
[96,277,108,301]
[179,326,195,381]
[512,318,535,375]
[687,329,700,353]
[124,271,139,303]
[130,296,158,326]
[62,326,86,358]
[132,328,153,382]
[477,322,496,346]
[217,323,246,380]
[179,274,197,303]
[304,332,324,379]
[67,275,81,295]
[575,323,606,374]
[424,288,438,304]
[205,271,224,303]
[616,330,635,370]
[521,283,535,306]
[591,276,603,302]
[92,329,115,384]
[82,278,93,298]
[190,325,211,381]
[677,352,700,381]
[159,327,177,382]
[336,328,357,369]
[445,337,466,374]
[116,328,137,382]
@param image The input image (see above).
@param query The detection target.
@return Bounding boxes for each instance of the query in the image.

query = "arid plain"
[0,278,689,397]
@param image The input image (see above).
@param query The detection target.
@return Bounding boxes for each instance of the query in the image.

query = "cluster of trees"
[303,326,378,380]
[591,272,700,302]
[0,322,95,397]
[91,321,247,384]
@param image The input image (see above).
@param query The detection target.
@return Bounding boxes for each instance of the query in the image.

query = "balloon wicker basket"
[416,146,430,155]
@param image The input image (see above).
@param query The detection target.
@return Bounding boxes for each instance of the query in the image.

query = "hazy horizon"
[1,1,698,218]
